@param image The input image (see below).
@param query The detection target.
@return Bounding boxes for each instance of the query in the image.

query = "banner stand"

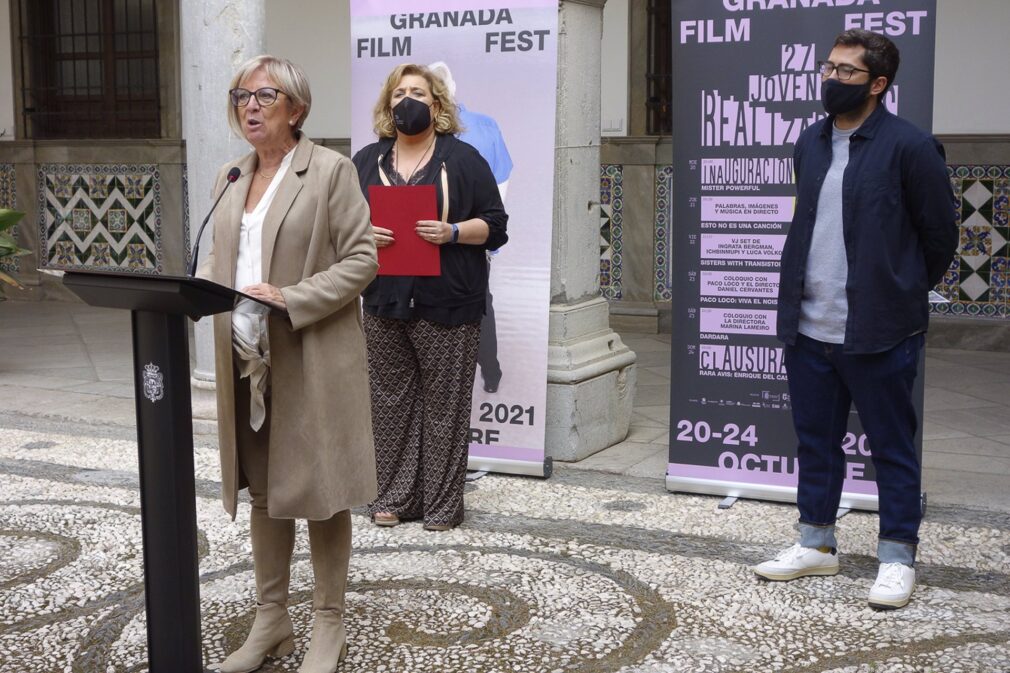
[667,1,938,508]
[468,456,553,479]
[349,1,560,478]
[666,476,879,512]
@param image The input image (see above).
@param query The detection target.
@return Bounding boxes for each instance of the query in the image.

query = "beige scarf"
[232,306,270,431]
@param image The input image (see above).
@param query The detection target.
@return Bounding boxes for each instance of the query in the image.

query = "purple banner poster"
[668,0,937,509]
[350,1,558,477]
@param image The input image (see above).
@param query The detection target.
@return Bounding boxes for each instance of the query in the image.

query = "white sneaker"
[753,543,839,581]
[868,562,915,609]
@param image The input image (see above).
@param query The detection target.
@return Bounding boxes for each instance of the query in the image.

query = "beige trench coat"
[200,134,379,520]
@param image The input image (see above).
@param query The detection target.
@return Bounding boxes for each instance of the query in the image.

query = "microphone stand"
[187,167,241,277]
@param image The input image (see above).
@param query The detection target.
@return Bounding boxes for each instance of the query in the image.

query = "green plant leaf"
[0,209,26,232]
[0,231,20,247]
[0,234,29,258]
[0,210,30,295]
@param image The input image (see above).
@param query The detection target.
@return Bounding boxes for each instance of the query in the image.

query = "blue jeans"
[785,333,924,566]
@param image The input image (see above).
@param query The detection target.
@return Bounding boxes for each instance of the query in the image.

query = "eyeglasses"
[229,87,288,107]
[817,61,871,81]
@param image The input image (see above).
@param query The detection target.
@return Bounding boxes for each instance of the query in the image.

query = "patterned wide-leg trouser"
[363,314,481,528]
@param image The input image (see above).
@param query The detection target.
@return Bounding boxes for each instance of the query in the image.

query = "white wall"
[265,0,351,139]
[600,0,629,136]
[934,0,1009,134]
[0,0,15,140]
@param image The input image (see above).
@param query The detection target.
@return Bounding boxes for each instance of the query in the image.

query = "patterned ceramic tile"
[108,209,128,233]
[654,165,673,302]
[88,175,109,200]
[37,164,162,273]
[600,164,623,300]
[930,165,1010,320]
[0,165,14,207]
[0,164,18,275]
[91,242,111,266]
[71,208,93,233]
[183,166,191,269]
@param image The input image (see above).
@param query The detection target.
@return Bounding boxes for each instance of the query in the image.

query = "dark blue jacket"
[776,104,958,353]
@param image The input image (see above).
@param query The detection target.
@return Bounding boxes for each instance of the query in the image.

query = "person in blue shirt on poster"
[429,61,513,393]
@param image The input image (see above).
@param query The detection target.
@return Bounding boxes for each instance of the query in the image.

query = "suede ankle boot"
[298,609,348,673]
[220,500,297,672]
[298,510,352,673]
[219,602,295,673]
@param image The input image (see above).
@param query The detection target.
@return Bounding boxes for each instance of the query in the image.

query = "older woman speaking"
[198,55,377,673]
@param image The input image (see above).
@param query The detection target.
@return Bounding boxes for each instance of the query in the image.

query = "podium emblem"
[143,363,165,403]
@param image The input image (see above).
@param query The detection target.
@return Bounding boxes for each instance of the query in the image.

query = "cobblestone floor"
[2,414,1009,673]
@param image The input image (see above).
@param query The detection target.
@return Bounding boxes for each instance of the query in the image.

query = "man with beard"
[752,29,957,610]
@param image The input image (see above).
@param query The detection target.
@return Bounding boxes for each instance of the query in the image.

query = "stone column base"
[191,375,219,436]
[609,300,660,334]
[546,296,637,462]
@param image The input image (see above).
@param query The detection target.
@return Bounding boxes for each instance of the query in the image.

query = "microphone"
[187,167,242,276]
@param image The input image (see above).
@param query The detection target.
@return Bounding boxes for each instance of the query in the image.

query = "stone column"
[180,0,265,423]
[547,0,637,461]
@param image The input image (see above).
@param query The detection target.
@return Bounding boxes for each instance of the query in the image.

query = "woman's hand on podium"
[241,283,287,310]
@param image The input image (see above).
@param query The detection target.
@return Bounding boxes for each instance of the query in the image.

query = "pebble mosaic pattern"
[1,419,1009,673]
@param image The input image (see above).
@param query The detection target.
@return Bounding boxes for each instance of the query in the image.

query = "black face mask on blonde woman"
[392,96,432,135]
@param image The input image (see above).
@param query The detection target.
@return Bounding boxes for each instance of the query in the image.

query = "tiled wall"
[37,164,162,273]
[932,165,1010,318]
[0,164,16,274]
[8,154,1010,316]
[600,164,624,300]
[654,165,672,301]
[603,162,1010,321]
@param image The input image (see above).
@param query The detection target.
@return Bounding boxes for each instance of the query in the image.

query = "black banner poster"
[667,0,937,509]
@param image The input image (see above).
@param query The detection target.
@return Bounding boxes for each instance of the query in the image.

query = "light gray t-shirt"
[798,123,858,344]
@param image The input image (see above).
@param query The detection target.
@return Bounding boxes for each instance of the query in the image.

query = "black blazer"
[352,133,508,325]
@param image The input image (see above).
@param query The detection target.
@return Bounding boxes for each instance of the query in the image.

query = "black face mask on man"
[821,78,873,115]
[392,96,433,136]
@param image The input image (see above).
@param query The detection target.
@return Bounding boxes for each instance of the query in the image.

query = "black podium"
[62,270,276,673]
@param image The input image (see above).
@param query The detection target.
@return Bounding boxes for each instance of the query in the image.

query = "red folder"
[368,184,441,276]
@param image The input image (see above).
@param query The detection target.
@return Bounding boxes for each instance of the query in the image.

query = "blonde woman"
[198,55,377,673]
[351,64,508,531]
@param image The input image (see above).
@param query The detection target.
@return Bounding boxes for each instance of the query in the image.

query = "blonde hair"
[227,55,312,138]
[371,64,460,139]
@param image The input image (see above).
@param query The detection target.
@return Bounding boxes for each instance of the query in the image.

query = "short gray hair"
[227,55,312,138]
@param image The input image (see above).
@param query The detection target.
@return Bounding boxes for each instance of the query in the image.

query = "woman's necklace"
[256,144,295,180]
[396,134,436,183]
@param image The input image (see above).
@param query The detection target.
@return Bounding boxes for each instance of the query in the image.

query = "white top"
[232,147,296,348]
